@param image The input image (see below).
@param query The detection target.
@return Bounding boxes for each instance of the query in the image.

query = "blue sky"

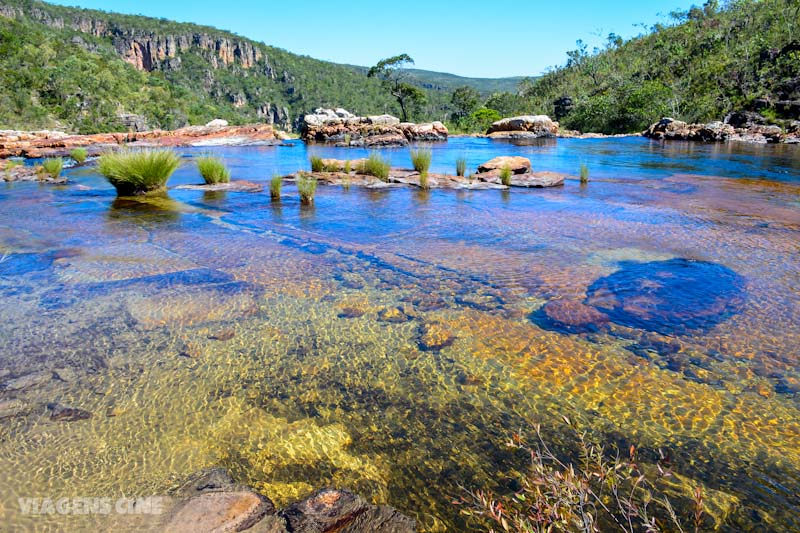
[47,0,698,78]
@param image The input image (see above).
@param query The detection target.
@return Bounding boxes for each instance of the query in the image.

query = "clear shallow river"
[1,137,799,531]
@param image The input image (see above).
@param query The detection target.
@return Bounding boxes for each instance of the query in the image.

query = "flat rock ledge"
[0,123,283,159]
[301,108,447,147]
[163,467,415,533]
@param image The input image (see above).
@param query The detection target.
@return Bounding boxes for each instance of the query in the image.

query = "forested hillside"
[518,0,800,133]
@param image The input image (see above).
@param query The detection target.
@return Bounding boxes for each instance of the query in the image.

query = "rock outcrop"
[0,123,280,159]
[487,115,559,138]
[473,156,568,187]
[643,117,797,144]
[301,108,447,146]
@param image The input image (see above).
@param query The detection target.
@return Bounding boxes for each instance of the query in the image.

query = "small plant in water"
[2,159,21,180]
[98,149,181,196]
[296,172,318,205]
[42,158,63,179]
[344,133,352,146]
[410,147,432,178]
[580,163,590,184]
[270,173,282,201]
[310,155,324,173]
[499,165,512,186]
[458,421,703,533]
[456,157,467,177]
[196,155,231,184]
[70,148,88,165]
[323,160,340,172]
[356,152,391,181]
[344,160,351,174]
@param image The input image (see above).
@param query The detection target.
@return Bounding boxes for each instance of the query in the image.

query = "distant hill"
[345,65,527,95]
[0,0,526,133]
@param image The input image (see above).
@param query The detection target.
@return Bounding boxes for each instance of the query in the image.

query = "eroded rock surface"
[644,117,797,144]
[301,108,447,146]
[487,115,559,138]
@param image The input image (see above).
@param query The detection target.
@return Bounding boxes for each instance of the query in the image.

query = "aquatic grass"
[499,165,512,186]
[196,155,231,184]
[344,133,352,146]
[310,155,324,173]
[98,149,181,196]
[296,172,318,205]
[460,422,702,533]
[344,160,351,174]
[456,157,467,177]
[2,159,21,180]
[323,160,340,172]
[270,173,282,200]
[410,147,432,177]
[356,152,390,181]
[580,163,590,184]
[70,148,88,164]
[419,173,429,189]
[42,158,63,179]
[342,174,351,190]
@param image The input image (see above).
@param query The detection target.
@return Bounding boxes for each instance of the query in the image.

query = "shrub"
[456,157,466,177]
[296,172,318,205]
[310,155,324,173]
[459,422,702,533]
[42,158,63,179]
[580,163,590,184]
[98,149,181,196]
[499,165,512,186]
[70,148,88,164]
[356,152,390,181]
[196,155,230,184]
[410,147,432,177]
[270,173,282,200]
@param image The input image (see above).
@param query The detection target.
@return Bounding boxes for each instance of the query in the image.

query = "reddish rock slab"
[477,156,531,174]
[164,491,274,533]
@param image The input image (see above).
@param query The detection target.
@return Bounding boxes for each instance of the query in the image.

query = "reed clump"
[196,155,231,184]
[356,152,390,181]
[410,147,432,177]
[456,157,467,177]
[70,148,88,165]
[499,165,512,186]
[270,173,282,200]
[580,163,590,183]
[296,172,318,205]
[310,155,324,172]
[98,149,181,196]
[42,157,63,179]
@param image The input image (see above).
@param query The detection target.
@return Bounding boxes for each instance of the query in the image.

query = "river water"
[1,137,799,531]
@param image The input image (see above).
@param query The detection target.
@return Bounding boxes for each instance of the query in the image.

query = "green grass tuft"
[98,149,181,196]
[270,173,282,200]
[499,165,512,186]
[42,158,63,179]
[310,155,324,173]
[456,157,467,177]
[196,155,230,184]
[410,147,432,177]
[356,152,391,181]
[580,163,590,184]
[70,148,88,165]
[296,172,318,205]
[344,160,351,174]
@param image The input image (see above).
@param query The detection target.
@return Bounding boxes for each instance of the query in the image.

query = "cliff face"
[3,3,265,73]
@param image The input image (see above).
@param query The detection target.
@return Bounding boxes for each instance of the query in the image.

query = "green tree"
[367,54,427,121]
[450,86,480,120]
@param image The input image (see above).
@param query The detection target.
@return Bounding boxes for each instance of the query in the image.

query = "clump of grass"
[455,157,467,177]
[34,165,47,181]
[356,152,390,181]
[296,172,318,205]
[419,173,429,189]
[344,133,352,146]
[196,155,230,184]
[310,155,324,173]
[270,173,282,201]
[410,147,432,177]
[2,159,21,180]
[460,421,702,533]
[499,165,512,186]
[70,148,88,165]
[323,160,340,172]
[98,149,181,196]
[580,163,590,184]
[342,174,351,191]
[42,158,63,179]
[344,160,351,174]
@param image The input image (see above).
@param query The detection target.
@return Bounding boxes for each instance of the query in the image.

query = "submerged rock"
[165,491,274,533]
[47,403,93,422]
[0,399,28,419]
[3,370,53,391]
[532,299,610,334]
[418,322,456,352]
[377,307,412,323]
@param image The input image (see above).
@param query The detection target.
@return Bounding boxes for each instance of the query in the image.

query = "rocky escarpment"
[301,108,448,147]
[644,116,800,144]
[1,3,265,73]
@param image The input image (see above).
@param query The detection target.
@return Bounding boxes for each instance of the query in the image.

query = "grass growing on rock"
[270,174,282,200]
[456,157,466,177]
[98,149,181,196]
[296,172,318,205]
[499,165,512,186]
[310,155,324,173]
[580,163,590,184]
[42,158,63,179]
[356,152,391,181]
[70,148,88,164]
[196,155,231,184]
[410,148,432,177]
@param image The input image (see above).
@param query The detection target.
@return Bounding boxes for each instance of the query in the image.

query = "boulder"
[644,117,789,144]
[477,156,531,174]
[300,108,446,146]
[487,115,559,137]
[206,119,230,128]
[723,111,765,129]
[164,491,274,533]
